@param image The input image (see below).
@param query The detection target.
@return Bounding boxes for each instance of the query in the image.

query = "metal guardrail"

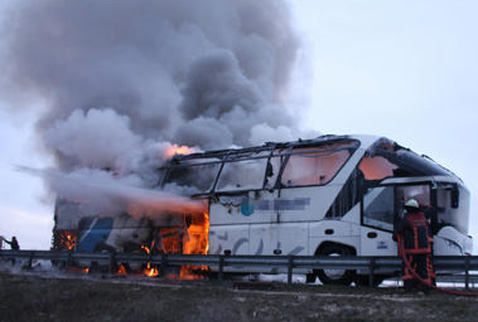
[1,250,477,288]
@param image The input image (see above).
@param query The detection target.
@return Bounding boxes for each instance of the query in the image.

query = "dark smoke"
[2,0,305,202]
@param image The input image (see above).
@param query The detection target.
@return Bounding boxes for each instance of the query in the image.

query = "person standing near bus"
[394,199,435,292]
[3,236,20,251]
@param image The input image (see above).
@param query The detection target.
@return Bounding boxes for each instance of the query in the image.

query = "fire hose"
[398,235,478,297]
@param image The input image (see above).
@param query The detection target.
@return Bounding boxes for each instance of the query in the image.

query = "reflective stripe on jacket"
[402,212,432,254]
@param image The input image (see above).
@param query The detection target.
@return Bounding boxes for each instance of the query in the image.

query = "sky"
[290,0,478,253]
[1,1,477,252]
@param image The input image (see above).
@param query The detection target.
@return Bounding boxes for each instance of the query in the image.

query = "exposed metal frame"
[158,135,360,197]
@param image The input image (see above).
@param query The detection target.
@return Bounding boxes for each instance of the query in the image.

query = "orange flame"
[140,207,210,279]
[183,211,209,255]
[65,234,76,250]
[141,245,151,254]
[62,203,210,280]
[70,266,89,274]
[144,263,159,277]
[117,264,127,276]
[180,210,209,279]
[164,144,195,159]
[54,230,77,251]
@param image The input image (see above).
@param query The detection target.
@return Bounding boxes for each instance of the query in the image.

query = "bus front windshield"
[363,182,469,236]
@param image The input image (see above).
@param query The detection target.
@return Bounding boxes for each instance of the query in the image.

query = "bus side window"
[216,158,268,192]
[363,186,395,231]
[162,162,220,194]
[281,149,350,187]
[358,155,397,181]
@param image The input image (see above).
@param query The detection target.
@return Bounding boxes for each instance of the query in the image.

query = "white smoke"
[44,108,142,170]
[2,0,305,213]
[18,166,204,218]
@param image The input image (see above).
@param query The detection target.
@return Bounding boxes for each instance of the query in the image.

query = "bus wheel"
[306,272,317,283]
[316,244,355,286]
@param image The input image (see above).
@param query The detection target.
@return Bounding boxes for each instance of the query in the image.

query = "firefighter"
[4,236,20,251]
[394,199,435,292]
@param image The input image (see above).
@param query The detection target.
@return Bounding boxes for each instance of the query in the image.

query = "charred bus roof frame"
[156,135,361,196]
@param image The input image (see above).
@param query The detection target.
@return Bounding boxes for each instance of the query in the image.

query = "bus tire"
[316,244,355,286]
[306,272,317,283]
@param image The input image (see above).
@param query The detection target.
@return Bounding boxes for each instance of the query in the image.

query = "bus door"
[361,185,396,256]
[360,183,432,256]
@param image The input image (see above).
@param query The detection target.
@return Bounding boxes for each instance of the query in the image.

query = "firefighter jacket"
[395,211,432,254]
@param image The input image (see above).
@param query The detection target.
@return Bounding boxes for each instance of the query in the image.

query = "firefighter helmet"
[404,199,420,210]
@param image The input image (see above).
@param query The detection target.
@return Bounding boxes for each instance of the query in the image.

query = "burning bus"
[52,134,472,285]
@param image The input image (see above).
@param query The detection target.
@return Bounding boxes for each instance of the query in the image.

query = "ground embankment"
[1,272,478,322]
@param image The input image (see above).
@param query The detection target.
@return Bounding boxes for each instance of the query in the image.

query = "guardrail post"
[160,253,167,277]
[27,251,34,269]
[218,255,224,281]
[6,251,16,266]
[465,256,470,290]
[109,253,116,275]
[287,256,293,285]
[368,258,375,288]
[66,251,73,270]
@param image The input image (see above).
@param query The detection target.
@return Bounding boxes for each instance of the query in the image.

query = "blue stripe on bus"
[77,217,114,252]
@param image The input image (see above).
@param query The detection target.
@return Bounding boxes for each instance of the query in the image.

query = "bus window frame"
[158,139,360,196]
[214,151,274,193]
[160,158,224,195]
[277,144,359,189]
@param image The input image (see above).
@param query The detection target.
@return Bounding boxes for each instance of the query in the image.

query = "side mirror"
[451,184,459,209]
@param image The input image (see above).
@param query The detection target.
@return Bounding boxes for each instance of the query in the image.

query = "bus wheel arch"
[313,242,357,286]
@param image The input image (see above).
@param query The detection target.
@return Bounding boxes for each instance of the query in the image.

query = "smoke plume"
[2,1,304,207]
[18,166,204,218]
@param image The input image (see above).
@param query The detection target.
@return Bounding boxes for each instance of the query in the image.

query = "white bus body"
[159,135,471,283]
